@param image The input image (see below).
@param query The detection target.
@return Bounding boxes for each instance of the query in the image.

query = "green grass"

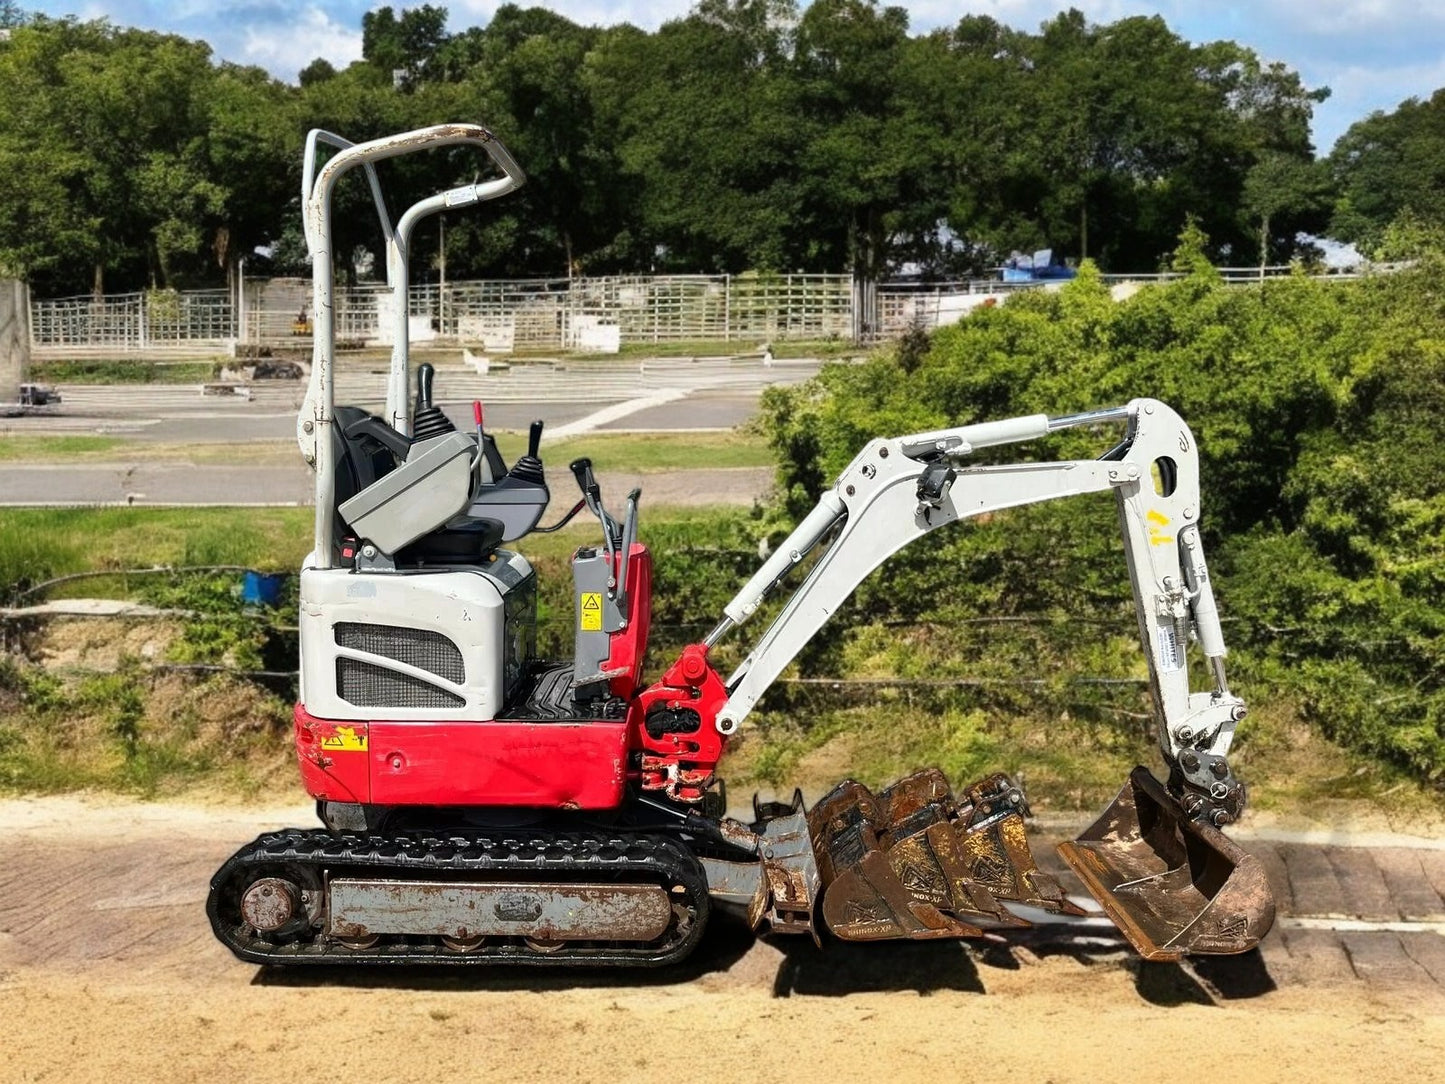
[28,358,224,384]
[514,430,771,472]
[0,507,315,592]
[0,435,127,461]
[0,429,773,472]
[0,503,756,597]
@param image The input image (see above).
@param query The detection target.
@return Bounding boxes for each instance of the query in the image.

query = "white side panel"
[299,566,506,721]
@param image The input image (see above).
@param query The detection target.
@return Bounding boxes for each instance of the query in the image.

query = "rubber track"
[207,827,710,967]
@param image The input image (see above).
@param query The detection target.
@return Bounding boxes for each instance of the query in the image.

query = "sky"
[25,0,1445,153]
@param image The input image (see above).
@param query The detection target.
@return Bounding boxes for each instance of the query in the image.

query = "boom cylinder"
[723,492,846,625]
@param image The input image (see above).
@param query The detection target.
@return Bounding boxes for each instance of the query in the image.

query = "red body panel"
[603,544,652,698]
[293,542,733,810]
[366,719,629,808]
[294,703,370,803]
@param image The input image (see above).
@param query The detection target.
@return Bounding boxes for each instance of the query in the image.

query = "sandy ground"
[2,795,1443,1084]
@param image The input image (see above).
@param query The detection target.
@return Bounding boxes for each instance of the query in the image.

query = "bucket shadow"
[1128,947,1276,1006]
[771,937,985,997]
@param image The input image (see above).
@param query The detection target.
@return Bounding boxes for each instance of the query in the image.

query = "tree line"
[0,0,1439,296]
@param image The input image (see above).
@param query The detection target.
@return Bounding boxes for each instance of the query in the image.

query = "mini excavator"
[207,124,1276,967]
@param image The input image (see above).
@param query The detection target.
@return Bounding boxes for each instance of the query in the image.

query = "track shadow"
[250,911,758,992]
[770,937,985,997]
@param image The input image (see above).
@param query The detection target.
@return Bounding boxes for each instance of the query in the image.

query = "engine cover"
[298,553,536,722]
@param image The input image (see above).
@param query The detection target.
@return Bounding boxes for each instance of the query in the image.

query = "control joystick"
[410,364,456,441]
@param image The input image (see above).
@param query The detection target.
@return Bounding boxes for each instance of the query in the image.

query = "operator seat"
[327,365,548,568]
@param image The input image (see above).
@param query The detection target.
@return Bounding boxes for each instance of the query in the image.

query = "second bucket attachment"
[1057,765,1276,961]
[807,769,1081,942]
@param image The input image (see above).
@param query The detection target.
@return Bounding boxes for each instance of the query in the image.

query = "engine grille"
[336,658,464,709]
[334,622,464,684]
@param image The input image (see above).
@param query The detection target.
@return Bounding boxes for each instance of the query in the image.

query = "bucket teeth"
[799,770,1073,943]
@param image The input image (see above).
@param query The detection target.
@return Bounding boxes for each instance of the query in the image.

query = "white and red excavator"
[207,123,1275,967]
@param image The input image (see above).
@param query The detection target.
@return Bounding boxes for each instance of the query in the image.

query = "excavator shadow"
[770,938,986,997]
[249,913,760,992]
[248,922,1277,1000]
[767,927,1278,1002]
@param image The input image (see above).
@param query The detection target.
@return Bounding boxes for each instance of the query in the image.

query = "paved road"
[4,356,818,443]
[0,359,783,505]
[0,463,772,507]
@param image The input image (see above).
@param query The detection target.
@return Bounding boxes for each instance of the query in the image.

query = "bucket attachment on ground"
[802,769,1082,942]
[1057,765,1276,961]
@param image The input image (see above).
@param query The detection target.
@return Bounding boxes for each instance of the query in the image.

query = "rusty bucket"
[806,770,1080,942]
[1057,766,1276,960]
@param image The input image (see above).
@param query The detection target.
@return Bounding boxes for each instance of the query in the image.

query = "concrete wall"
[0,279,28,405]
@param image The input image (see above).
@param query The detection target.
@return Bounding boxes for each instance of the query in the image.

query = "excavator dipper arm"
[714,398,1244,825]
[698,398,1274,957]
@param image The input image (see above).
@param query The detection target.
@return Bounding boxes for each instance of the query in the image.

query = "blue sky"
[27,1,1445,152]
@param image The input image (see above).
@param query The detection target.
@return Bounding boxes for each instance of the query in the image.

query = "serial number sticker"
[320,725,367,752]
[580,591,603,631]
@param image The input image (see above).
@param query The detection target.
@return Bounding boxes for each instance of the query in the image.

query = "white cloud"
[447,0,692,30]
[1313,54,1445,147]
[238,5,362,79]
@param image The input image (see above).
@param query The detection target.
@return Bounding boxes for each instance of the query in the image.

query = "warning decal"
[580,591,603,631]
[320,725,367,752]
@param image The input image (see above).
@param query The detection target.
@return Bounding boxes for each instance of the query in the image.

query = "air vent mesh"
[334,622,464,684]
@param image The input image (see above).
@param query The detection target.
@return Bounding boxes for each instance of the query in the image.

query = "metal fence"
[248,273,858,354]
[29,289,235,357]
[28,263,1403,358]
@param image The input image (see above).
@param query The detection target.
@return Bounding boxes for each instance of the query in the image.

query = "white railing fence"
[27,263,1404,358]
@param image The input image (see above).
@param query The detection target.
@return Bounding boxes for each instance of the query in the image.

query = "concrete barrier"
[1,278,28,407]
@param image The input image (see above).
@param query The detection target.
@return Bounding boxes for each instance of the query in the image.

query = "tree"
[1329,89,1445,252]
[1241,152,1333,270]
[788,0,922,279]
[0,18,293,292]
[362,5,448,88]
[298,57,336,86]
[590,0,803,272]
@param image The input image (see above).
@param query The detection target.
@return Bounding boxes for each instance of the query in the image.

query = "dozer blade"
[1057,765,1276,961]
[805,769,1080,943]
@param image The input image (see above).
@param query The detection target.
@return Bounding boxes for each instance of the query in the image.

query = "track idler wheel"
[807,769,1081,942]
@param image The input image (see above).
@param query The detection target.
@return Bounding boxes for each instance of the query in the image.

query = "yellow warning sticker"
[580,591,603,631]
[320,725,367,752]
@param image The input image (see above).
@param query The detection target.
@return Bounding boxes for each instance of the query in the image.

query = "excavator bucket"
[804,769,1083,942]
[1057,766,1276,960]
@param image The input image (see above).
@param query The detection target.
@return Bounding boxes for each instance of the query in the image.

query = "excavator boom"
[692,398,1274,958]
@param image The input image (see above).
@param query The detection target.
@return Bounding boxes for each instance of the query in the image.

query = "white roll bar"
[294,123,526,568]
